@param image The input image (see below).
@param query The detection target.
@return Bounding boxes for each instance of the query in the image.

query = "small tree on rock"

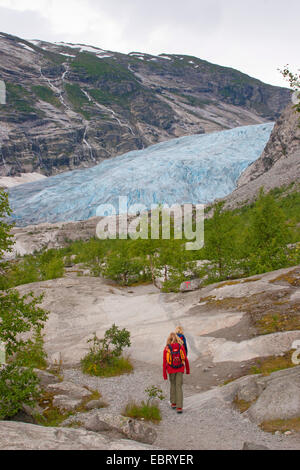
[0,189,48,419]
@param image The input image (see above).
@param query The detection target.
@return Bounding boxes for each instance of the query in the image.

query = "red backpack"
[166,343,185,369]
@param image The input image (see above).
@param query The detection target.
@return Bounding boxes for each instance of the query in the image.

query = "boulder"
[180,279,203,292]
[84,414,111,432]
[8,402,44,425]
[0,421,158,450]
[102,414,157,445]
[61,411,157,445]
[22,403,43,418]
[246,375,300,424]
[236,376,261,403]
[84,399,106,411]
[52,395,82,412]
[46,381,91,400]
[33,369,61,387]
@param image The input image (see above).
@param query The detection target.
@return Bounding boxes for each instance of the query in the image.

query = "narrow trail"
[158,292,203,358]
[63,361,300,450]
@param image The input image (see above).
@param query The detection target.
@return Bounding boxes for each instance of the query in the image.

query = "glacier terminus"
[8,123,274,226]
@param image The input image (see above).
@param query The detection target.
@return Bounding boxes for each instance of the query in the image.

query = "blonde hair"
[175,326,184,335]
[166,332,183,346]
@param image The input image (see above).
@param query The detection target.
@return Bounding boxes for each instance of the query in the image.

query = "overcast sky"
[0,0,298,87]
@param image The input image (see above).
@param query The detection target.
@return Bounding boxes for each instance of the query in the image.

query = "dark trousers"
[169,372,183,408]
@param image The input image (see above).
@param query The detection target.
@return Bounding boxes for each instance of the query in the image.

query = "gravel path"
[63,361,300,450]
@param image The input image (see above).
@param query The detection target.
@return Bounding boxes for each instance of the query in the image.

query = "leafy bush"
[0,364,40,419]
[81,324,132,377]
[40,254,64,280]
[144,385,165,406]
[14,329,48,370]
[1,249,65,289]
[0,189,48,420]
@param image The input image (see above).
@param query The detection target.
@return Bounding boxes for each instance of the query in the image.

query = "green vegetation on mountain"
[70,52,138,83]
[89,87,136,109]
[6,83,38,115]
[32,85,62,108]
[64,83,91,118]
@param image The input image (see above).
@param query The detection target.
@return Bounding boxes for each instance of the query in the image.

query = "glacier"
[8,123,274,226]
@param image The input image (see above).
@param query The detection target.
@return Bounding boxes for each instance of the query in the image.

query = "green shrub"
[14,329,48,370]
[81,325,132,377]
[144,385,165,406]
[40,255,64,280]
[1,249,65,289]
[0,364,40,419]
[0,189,48,420]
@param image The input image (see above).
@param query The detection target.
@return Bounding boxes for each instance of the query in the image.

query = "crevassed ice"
[8,123,274,226]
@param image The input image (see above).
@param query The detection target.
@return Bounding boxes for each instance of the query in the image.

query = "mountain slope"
[0,32,290,176]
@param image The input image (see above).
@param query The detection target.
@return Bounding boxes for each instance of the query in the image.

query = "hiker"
[175,326,188,356]
[163,332,190,414]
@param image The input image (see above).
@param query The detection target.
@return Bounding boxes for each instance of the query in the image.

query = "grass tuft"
[233,396,256,413]
[81,355,133,378]
[123,401,162,423]
[250,351,297,376]
[260,417,300,434]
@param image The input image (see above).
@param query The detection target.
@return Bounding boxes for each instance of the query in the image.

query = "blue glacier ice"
[8,123,274,226]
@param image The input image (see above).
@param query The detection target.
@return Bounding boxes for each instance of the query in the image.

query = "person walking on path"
[175,326,188,356]
[163,332,190,414]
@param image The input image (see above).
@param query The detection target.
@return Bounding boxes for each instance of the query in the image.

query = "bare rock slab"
[246,376,300,424]
[52,395,82,412]
[46,381,91,400]
[0,421,158,450]
[62,410,157,445]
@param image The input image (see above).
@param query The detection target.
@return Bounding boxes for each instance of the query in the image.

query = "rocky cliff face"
[224,104,300,209]
[237,103,300,187]
[0,32,291,176]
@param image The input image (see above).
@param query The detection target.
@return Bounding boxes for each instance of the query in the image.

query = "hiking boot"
[176,408,183,414]
[171,403,177,409]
